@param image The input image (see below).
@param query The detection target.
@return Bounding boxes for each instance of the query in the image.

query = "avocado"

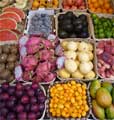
[79,14,87,21]
[90,80,101,98]
[75,24,83,33]
[65,11,74,19]
[58,30,68,38]
[102,82,113,93]
[81,32,89,38]
[73,18,82,26]
[92,100,105,120]
[58,14,65,21]
[106,104,114,119]
[64,24,73,32]
[70,33,77,38]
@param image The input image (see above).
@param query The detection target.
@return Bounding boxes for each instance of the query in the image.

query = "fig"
[0,54,8,63]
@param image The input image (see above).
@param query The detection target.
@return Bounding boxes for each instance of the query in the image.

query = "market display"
[90,80,114,119]
[91,14,114,39]
[0,82,46,120]
[97,40,114,78]
[62,0,86,10]
[0,0,114,119]
[57,41,96,79]
[49,80,89,118]
[0,44,19,83]
[57,11,89,38]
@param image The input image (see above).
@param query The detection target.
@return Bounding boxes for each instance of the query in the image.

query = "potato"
[6,62,15,71]
[0,69,11,80]
[0,64,5,72]
[2,45,10,54]
[7,54,17,62]
[0,54,8,63]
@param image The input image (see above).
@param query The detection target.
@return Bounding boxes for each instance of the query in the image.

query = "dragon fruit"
[44,72,56,82]
[23,71,33,81]
[22,55,38,71]
[50,58,56,71]
[36,61,51,75]
[40,49,54,61]
[26,37,41,54]
[42,39,53,49]
[32,76,42,83]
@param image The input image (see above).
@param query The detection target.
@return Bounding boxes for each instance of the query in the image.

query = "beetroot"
[22,55,37,71]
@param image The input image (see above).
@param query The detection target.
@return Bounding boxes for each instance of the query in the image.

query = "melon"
[0,18,17,29]
[3,6,25,19]
[0,29,18,41]
[0,12,21,22]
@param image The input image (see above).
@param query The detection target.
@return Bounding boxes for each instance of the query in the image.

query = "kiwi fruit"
[8,75,14,82]
[0,54,8,63]
[2,45,10,54]
[10,45,18,54]
[6,62,15,71]
[0,69,11,80]
[7,54,17,62]
[0,64,5,72]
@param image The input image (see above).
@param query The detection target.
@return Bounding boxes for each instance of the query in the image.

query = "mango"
[96,87,112,108]
[90,80,101,98]
[106,104,114,119]
[92,100,105,120]
[102,82,113,93]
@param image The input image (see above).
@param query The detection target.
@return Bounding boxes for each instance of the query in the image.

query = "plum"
[28,112,36,120]
[8,86,15,95]
[16,82,23,90]
[16,104,24,112]
[0,108,8,116]
[27,89,34,97]
[18,112,27,120]
[31,104,39,112]
[30,97,37,104]
[21,95,29,104]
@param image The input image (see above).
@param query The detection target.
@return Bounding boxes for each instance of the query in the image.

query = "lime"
[99,33,105,38]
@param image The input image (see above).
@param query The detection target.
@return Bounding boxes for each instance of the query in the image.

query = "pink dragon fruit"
[44,72,56,82]
[32,76,42,83]
[40,49,54,61]
[49,58,56,71]
[42,39,53,49]
[36,61,51,75]
[26,37,41,54]
[23,71,33,81]
[22,55,38,71]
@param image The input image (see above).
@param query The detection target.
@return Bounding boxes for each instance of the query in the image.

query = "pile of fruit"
[49,80,89,118]
[57,41,96,79]
[0,44,19,83]
[0,82,46,120]
[57,11,89,38]
[32,0,59,9]
[62,0,86,10]
[18,35,56,83]
[91,14,114,39]
[97,40,114,78]
[88,0,113,14]
[0,6,26,41]
[90,80,114,119]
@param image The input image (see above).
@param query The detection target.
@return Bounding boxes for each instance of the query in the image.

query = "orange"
[91,0,97,3]
[94,3,99,9]
[108,8,113,13]
[105,4,110,9]
[98,1,104,6]
[96,8,102,13]
[102,9,108,13]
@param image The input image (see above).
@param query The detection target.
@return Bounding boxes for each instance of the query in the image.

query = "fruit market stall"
[0,0,114,119]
